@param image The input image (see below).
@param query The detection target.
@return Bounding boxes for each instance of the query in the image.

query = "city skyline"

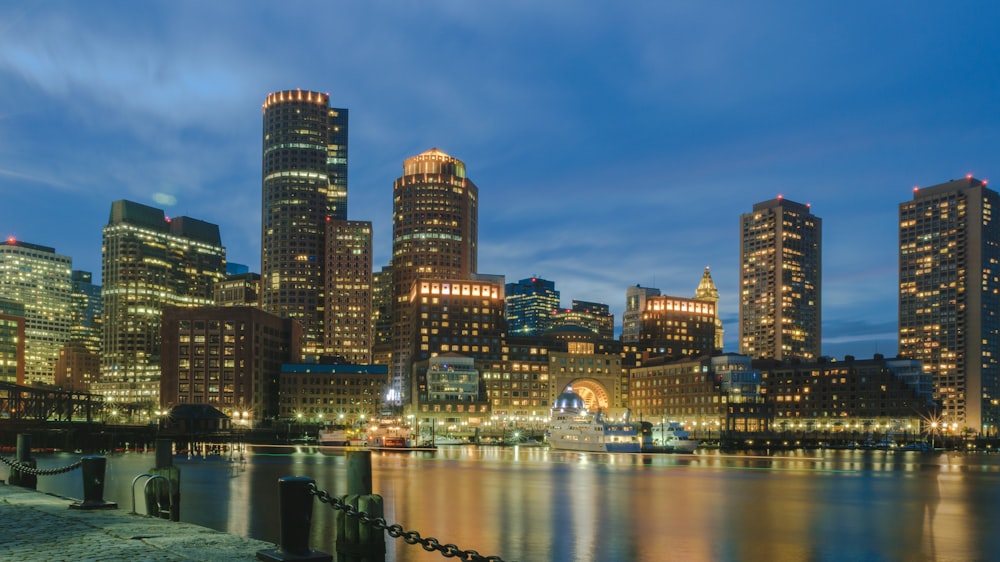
[3,2,1000,358]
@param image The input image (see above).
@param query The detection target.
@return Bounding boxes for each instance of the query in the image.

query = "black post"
[10,434,37,489]
[147,438,180,521]
[257,477,331,561]
[71,456,117,510]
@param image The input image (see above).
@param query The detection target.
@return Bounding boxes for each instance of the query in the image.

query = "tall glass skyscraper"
[0,239,72,385]
[739,197,821,361]
[261,90,348,357]
[505,277,560,336]
[899,176,1000,433]
[391,148,478,402]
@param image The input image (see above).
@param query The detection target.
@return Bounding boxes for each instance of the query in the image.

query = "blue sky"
[2,1,998,358]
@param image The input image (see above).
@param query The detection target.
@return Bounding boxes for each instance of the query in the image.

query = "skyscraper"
[739,197,821,361]
[261,89,348,357]
[0,239,72,384]
[98,200,226,408]
[505,277,560,336]
[694,267,724,351]
[899,176,1000,433]
[324,219,373,364]
[391,148,478,402]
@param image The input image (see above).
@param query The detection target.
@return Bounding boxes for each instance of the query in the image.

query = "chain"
[309,482,505,562]
[0,456,83,476]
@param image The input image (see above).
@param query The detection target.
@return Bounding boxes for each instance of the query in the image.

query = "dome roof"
[553,388,586,411]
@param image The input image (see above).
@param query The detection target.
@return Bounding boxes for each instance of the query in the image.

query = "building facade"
[261,89,348,357]
[214,273,261,307]
[391,149,479,402]
[639,294,718,360]
[0,240,73,385]
[0,298,25,385]
[278,363,387,424]
[899,177,1000,433]
[505,277,560,337]
[622,285,660,344]
[550,300,614,341]
[694,267,724,351]
[739,197,822,361]
[99,200,226,408]
[324,219,373,364]
[160,306,301,422]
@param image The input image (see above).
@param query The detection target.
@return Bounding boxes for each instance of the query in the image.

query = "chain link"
[309,482,505,562]
[0,456,83,476]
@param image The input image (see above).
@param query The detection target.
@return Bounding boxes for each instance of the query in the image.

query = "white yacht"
[650,422,700,453]
[546,388,642,453]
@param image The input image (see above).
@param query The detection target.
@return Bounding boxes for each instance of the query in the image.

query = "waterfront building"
[98,200,226,410]
[505,277,560,337]
[261,89,348,358]
[694,267,725,351]
[639,294,718,360]
[53,342,99,392]
[757,355,936,440]
[70,271,102,356]
[277,362,387,424]
[160,306,301,423]
[547,325,626,413]
[739,197,822,361]
[391,149,479,403]
[324,220,372,364]
[410,353,490,437]
[406,278,505,409]
[550,300,614,341]
[622,285,660,344]
[629,352,768,436]
[0,239,73,385]
[479,336,551,433]
[214,273,261,307]
[0,298,25,385]
[899,176,1000,433]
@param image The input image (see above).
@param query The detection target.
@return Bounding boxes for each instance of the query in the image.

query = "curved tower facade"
[261,90,348,357]
[390,148,478,401]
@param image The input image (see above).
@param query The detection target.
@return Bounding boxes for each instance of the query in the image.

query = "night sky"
[2,1,999,357]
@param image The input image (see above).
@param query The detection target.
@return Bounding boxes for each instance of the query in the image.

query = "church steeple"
[695,266,719,302]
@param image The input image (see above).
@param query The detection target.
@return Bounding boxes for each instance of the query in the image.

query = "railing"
[259,450,508,562]
[0,433,116,509]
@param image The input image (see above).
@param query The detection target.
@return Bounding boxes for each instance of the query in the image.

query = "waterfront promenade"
[0,482,276,561]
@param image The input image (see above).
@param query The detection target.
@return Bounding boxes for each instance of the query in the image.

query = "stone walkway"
[0,482,277,561]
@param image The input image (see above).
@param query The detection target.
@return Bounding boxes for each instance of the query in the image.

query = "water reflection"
[18,447,1000,561]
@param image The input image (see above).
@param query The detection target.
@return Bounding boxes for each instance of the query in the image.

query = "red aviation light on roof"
[913,186,920,193]
[6,236,14,244]
[165,216,172,223]
[967,173,973,179]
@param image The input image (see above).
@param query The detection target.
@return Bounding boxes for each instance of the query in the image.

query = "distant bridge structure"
[0,381,104,423]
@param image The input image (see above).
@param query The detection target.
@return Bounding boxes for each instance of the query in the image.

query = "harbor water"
[21,445,1000,561]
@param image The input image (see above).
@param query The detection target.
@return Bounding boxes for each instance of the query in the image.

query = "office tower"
[98,200,226,409]
[391,148,478,402]
[739,197,821,361]
[0,298,26,385]
[70,271,102,356]
[551,300,615,340]
[325,219,373,364]
[623,285,660,343]
[371,265,393,366]
[506,277,560,336]
[214,273,261,307]
[639,294,717,359]
[694,267,725,351]
[899,176,1000,432]
[261,90,348,357]
[160,306,300,421]
[0,239,73,385]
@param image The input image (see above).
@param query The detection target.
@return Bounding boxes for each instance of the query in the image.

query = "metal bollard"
[337,451,385,562]
[10,434,37,489]
[257,477,331,562]
[71,456,118,510]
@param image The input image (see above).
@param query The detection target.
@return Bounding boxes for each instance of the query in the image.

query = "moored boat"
[649,422,700,453]
[546,387,642,453]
